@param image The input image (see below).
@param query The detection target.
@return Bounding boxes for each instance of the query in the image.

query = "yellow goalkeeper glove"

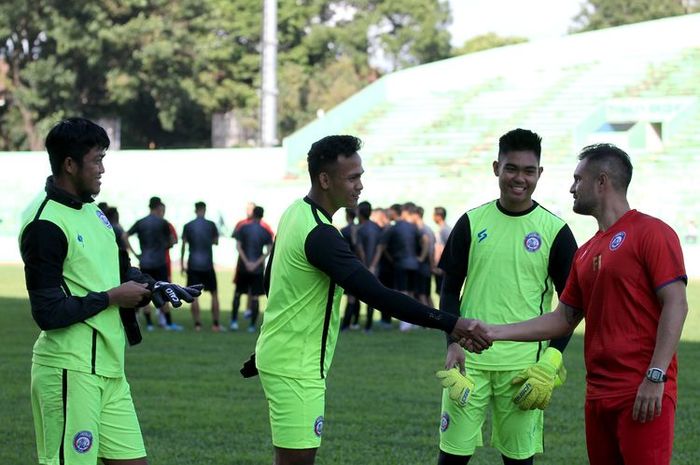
[511,347,566,410]
[436,368,475,407]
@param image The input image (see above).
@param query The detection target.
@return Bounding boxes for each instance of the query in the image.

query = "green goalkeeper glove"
[436,368,475,407]
[511,347,566,410]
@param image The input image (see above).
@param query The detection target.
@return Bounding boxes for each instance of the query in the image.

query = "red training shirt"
[560,210,687,401]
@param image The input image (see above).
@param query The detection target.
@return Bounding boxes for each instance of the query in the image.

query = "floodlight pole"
[260,0,278,147]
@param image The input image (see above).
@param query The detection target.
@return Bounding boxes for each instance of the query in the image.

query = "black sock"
[351,301,360,325]
[250,299,260,326]
[365,307,374,330]
[144,313,153,326]
[165,312,173,325]
[232,292,241,322]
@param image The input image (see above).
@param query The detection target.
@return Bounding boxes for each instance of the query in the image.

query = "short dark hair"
[345,208,357,220]
[252,206,264,219]
[149,196,162,209]
[402,202,417,215]
[389,203,402,216]
[578,143,633,192]
[434,206,447,220]
[307,135,362,182]
[105,206,119,224]
[416,206,424,218]
[45,117,110,175]
[498,128,542,162]
[358,201,372,220]
[195,201,206,210]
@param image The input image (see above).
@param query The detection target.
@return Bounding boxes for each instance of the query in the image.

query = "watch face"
[647,368,665,382]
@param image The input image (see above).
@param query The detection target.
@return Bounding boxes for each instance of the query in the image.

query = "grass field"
[1,263,698,464]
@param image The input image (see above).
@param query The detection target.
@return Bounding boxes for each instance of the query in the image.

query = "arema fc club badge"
[440,412,450,432]
[609,232,626,251]
[523,232,542,253]
[314,416,324,437]
[73,431,93,453]
[96,209,112,229]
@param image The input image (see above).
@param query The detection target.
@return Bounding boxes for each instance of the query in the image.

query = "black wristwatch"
[645,367,667,383]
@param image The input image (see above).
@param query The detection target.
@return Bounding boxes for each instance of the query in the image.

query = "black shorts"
[236,271,265,296]
[187,269,218,292]
[140,265,168,283]
[415,274,431,296]
[393,268,417,293]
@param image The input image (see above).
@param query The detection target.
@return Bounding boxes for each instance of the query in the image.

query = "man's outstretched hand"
[152,282,204,308]
[450,318,492,353]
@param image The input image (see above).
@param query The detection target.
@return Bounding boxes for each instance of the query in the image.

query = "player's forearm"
[28,287,109,330]
[341,267,458,333]
[649,281,688,371]
[489,303,579,343]
[440,273,462,347]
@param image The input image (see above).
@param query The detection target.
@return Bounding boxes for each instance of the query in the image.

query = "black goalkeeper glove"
[151,282,203,308]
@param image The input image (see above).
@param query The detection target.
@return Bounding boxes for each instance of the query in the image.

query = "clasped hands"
[450,318,492,353]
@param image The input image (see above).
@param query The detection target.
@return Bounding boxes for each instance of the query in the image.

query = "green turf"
[0,264,698,464]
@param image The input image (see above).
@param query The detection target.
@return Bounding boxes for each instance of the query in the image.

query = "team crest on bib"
[440,412,450,432]
[313,416,324,437]
[523,232,542,253]
[609,232,626,251]
[96,209,112,229]
[73,431,93,453]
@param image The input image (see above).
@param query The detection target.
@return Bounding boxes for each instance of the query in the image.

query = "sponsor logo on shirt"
[609,232,626,251]
[73,431,93,453]
[523,232,542,253]
[593,254,602,271]
[96,209,112,229]
[313,416,324,437]
[477,229,488,242]
[440,412,450,432]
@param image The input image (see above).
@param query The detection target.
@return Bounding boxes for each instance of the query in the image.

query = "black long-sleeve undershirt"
[21,218,154,334]
[21,220,111,331]
[305,224,458,333]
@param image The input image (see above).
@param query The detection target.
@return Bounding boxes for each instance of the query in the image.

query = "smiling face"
[493,150,542,212]
[68,146,106,197]
[325,152,364,210]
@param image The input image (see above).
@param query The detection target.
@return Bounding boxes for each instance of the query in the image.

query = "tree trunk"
[11,57,42,151]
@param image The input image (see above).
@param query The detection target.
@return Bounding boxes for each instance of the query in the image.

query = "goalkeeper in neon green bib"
[434,129,577,465]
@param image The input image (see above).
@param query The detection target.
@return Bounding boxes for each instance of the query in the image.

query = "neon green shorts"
[259,371,326,449]
[31,363,146,464]
[439,368,544,459]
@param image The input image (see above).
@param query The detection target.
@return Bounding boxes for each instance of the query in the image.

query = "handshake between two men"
[441,317,567,411]
[449,317,493,353]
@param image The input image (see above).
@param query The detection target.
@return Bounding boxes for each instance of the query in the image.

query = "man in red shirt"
[486,143,688,465]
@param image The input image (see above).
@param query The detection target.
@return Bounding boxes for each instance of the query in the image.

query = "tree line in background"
[0,0,698,151]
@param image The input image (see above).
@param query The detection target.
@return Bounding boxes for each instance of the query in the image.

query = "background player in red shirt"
[485,143,688,465]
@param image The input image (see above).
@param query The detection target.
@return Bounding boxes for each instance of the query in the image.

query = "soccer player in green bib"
[251,135,492,465]
[436,129,578,465]
[19,118,202,465]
